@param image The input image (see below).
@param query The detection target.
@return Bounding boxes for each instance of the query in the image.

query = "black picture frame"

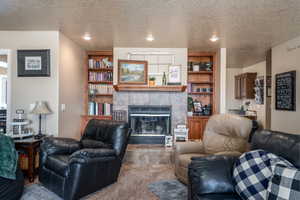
[275,71,296,111]
[17,49,50,77]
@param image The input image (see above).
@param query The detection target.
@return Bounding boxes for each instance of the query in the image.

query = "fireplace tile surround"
[113,91,187,134]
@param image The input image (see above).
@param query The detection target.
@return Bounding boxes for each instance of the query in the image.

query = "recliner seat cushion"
[45,155,69,177]
[178,154,206,168]
[233,149,293,200]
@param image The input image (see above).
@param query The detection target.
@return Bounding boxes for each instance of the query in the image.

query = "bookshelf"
[187,52,216,140]
[82,51,114,122]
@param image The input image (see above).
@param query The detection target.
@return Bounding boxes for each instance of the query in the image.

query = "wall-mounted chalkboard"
[275,71,296,111]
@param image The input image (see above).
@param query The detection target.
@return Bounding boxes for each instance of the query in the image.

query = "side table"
[14,138,41,182]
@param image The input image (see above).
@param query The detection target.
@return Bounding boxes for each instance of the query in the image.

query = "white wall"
[0,31,59,135]
[219,48,227,113]
[271,36,300,134]
[113,48,188,85]
[226,68,243,110]
[58,33,85,139]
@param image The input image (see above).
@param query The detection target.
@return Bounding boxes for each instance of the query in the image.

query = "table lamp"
[30,101,52,139]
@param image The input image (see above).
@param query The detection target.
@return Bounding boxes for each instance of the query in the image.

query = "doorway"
[0,49,10,134]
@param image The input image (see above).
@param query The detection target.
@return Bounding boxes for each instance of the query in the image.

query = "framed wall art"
[118,60,148,85]
[17,49,50,77]
[275,70,296,111]
[168,65,181,85]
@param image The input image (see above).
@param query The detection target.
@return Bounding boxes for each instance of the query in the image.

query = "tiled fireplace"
[113,91,187,144]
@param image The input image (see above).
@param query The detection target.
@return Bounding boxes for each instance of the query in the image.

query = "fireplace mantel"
[113,85,186,92]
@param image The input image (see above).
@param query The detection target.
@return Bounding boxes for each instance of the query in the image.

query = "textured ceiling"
[0,0,300,67]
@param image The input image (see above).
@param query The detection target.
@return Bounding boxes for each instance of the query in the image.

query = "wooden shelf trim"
[81,115,113,119]
[113,85,187,92]
[88,68,113,72]
[188,92,213,95]
[188,81,214,84]
[88,81,113,84]
[188,71,213,75]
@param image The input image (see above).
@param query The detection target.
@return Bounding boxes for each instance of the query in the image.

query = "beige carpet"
[28,145,176,200]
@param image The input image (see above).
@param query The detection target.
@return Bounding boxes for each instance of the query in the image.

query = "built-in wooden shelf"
[94,94,113,97]
[88,81,113,85]
[188,115,211,119]
[88,68,113,72]
[81,115,112,120]
[113,85,187,92]
[188,71,213,75]
[188,81,214,84]
[188,92,213,95]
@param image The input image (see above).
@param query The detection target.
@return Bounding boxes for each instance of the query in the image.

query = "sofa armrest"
[41,137,81,156]
[188,155,239,199]
[175,141,204,155]
[69,148,117,164]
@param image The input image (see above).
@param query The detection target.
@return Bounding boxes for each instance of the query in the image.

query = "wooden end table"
[14,138,41,182]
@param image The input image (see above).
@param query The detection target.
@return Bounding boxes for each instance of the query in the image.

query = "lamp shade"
[30,101,52,115]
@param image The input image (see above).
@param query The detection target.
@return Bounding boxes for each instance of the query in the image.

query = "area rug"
[21,184,62,200]
[148,179,187,200]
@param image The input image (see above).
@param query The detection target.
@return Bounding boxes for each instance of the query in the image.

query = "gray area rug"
[21,184,62,200]
[148,179,187,200]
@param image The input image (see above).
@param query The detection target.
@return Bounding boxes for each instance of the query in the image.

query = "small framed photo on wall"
[168,65,181,85]
[17,49,50,77]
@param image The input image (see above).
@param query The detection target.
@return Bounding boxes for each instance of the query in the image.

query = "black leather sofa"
[188,130,300,200]
[0,167,24,200]
[39,120,131,200]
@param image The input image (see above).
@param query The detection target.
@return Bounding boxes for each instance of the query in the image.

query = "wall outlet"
[61,104,66,112]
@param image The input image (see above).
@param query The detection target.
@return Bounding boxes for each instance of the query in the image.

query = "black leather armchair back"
[251,129,300,168]
[81,119,130,159]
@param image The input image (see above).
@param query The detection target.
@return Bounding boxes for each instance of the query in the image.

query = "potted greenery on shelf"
[149,77,156,86]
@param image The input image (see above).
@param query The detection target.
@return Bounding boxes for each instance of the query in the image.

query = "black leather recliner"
[188,130,300,200]
[39,120,131,200]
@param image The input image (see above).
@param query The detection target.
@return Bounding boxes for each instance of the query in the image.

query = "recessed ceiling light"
[146,34,154,42]
[210,35,219,42]
[83,34,91,41]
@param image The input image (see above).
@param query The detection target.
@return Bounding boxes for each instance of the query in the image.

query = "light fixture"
[146,34,154,42]
[83,34,92,41]
[210,35,219,42]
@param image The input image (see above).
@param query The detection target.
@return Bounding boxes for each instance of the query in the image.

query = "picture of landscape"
[118,60,147,84]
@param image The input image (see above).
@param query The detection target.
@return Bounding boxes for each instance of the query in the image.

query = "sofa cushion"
[267,164,300,200]
[45,155,69,177]
[178,154,206,168]
[81,139,112,149]
[233,150,292,200]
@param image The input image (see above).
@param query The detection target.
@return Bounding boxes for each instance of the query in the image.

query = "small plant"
[149,77,156,81]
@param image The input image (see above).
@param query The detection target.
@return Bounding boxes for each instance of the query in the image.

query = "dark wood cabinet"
[188,116,209,140]
[235,73,257,99]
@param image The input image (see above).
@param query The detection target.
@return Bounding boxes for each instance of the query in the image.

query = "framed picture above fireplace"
[118,60,148,85]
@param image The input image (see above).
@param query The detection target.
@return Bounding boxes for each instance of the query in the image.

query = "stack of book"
[89,72,113,82]
[88,102,112,116]
[88,58,113,69]
[88,84,113,94]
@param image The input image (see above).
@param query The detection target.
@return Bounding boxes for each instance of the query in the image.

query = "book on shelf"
[89,57,113,69]
[89,84,113,95]
[89,71,113,82]
[88,102,112,116]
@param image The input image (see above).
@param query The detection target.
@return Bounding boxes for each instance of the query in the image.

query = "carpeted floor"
[26,145,177,200]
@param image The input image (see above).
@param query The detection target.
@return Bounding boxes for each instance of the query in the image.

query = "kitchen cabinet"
[235,73,257,99]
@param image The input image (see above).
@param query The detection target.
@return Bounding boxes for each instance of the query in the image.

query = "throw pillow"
[233,149,293,200]
[267,164,300,200]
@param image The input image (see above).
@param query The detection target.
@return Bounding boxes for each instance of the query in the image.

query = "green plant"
[188,97,194,112]
[149,77,156,81]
